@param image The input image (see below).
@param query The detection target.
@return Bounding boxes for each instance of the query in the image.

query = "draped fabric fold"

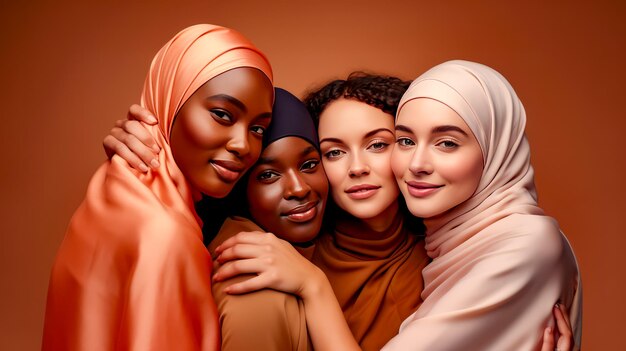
[43,24,273,351]
[312,212,429,351]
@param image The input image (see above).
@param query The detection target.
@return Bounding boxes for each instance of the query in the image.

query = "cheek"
[321,159,345,194]
[248,184,279,215]
[309,173,330,200]
[390,149,409,179]
[246,137,263,166]
[445,154,484,194]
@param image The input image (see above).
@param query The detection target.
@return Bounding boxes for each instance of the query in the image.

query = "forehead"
[397,98,468,130]
[197,67,273,107]
[318,98,394,140]
[258,137,318,162]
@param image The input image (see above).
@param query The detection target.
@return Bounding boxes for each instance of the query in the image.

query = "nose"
[348,153,370,177]
[408,145,433,175]
[284,170,311,200]
[225,125,250,158]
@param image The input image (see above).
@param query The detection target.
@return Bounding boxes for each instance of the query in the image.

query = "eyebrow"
[432,125,469,136]
[206,94,247,112]
[256,145,319,165]
[320,128,394,144]
[395,124,468,137]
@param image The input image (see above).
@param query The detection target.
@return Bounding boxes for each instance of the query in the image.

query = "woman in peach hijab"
[42,24,274,350]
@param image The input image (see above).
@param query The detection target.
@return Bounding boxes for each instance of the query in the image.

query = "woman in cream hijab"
[43,24,274,350]
[387,60,581,350]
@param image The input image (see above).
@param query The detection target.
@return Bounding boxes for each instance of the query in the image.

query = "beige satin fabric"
[43,24,273,351]
[208,217,311,351]
[384,60,581,350]
[312,212,429,351]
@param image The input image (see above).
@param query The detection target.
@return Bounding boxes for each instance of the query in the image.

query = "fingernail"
[150,159,160,168]
[152,144,161,153]
[554,303,560,308]
[139,163,149,172]
[147,115,157,123]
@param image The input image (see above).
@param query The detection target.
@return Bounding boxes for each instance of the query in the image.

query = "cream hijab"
[383,60,581,350]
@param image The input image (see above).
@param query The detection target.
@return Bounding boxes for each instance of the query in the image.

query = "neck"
[360,200,400,234]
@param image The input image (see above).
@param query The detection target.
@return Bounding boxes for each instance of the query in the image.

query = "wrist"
[300,266,331,301]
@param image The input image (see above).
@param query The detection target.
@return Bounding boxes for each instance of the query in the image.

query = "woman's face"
[391,98,484,219]
[170,67,273,198]
[247,137,328,243]
[318,98,399,223]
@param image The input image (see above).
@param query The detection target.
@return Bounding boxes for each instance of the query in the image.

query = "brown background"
[1,0,624,349]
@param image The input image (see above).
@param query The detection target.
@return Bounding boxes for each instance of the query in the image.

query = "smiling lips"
[282,201,319,223]
[405,181,443,198]
[210,159,245,183]
[345,184,381,200]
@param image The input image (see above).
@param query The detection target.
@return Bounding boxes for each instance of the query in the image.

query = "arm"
[213,231,361,351]
[102,104,161,172]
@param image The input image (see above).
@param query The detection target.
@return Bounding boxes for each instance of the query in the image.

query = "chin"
[198,182,234,199]
[282,224,321,243]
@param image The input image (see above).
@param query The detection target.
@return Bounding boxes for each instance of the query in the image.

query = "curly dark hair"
[303,72,411,124]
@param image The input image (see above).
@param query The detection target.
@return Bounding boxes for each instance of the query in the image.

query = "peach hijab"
[43,24,273,350]
[383,60,581,350]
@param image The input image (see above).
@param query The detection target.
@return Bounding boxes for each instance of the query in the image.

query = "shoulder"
[484,214,567,271]
[215,275,303,325]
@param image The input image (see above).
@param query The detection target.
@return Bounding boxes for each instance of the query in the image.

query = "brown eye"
[250,125,266,136]
[301,159,320,172]
[437,140,459,149]
[256,170,280,182]
[210,109,232,123]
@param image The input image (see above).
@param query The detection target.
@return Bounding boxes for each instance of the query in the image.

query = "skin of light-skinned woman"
[105,73,573,351]
[43,24,274,351]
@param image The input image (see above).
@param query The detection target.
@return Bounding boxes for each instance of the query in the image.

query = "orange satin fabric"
[311,212,429,351]
[43,24,273,351]
[208,217,311,351]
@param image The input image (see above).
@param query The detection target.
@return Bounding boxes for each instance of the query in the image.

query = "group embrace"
[43,24,581,351]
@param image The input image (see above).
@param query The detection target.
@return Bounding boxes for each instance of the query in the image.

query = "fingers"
[540,327,554,351]
[554,303,573,350]
[214,231,275,255]
[128,104,157,124]
[103,134,150,172]
[216,243,271,264]
[213,258,267,282]
[108,126,159,171]
[117,119,161,154]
